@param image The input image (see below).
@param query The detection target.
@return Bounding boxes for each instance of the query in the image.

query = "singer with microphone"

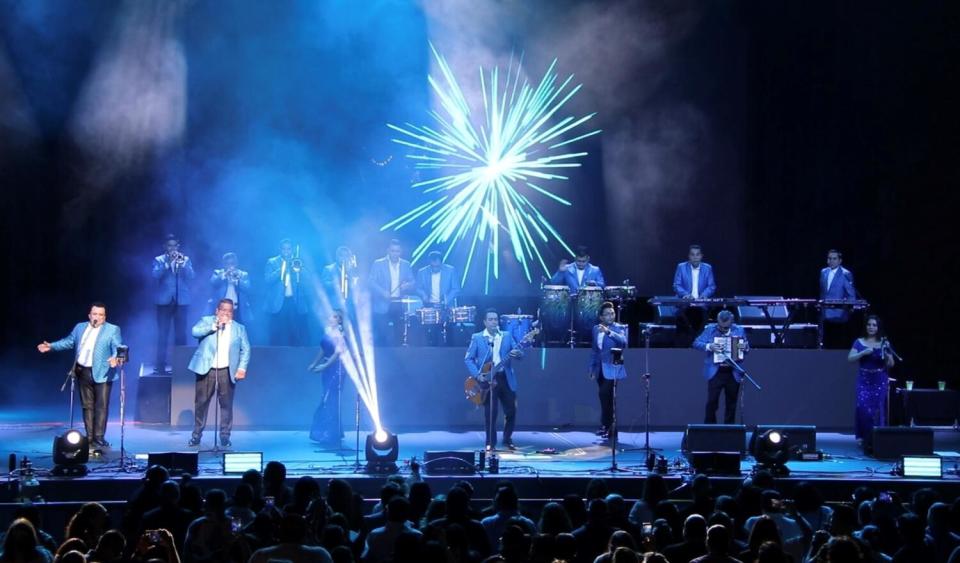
[464,309,524,451]
[847,315,896,441]
[187,299,250,448]
[693,310,749,424]
[37,302,123,448]
[589,302,627,441]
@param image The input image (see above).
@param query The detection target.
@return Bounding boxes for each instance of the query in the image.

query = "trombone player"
[264,238,309,345]
[152,234,194,374]
[210,252,251,322]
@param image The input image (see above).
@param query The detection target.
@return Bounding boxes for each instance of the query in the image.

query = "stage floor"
[4,421,960,500]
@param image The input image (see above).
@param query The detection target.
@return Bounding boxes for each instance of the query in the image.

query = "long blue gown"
[852,339,889,439]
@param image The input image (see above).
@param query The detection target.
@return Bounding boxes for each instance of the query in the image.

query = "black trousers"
[156,303,187,367]
[192,368,235,440]
[76,365,112,442]
[483,372,517,447]
[270,297,304,346]
[597,374,615,431]
[704,367,740,424]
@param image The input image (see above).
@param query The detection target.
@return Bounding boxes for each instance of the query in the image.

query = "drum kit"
[392,299,478,346]
[390,283,636,347]
[540,284,637,346]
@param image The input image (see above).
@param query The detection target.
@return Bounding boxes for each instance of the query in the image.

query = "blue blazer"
[187,317,251,383]
[152,255,195,305]
[263,256,309,315]
[416,264,461,305]
[589,324,628,380]
[463,331,525,392]
[819,267,856,322]
[368,257,415,314]
[693,323,749,381]
[209,269,251,312]
[672,262,716,299]
[549,263,605,294]
[51,322,123,383]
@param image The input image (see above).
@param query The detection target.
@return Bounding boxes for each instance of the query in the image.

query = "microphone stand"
[202,324,224,454]
[60,367,78,431]
[117,356,135,472]
[722,352,760,426]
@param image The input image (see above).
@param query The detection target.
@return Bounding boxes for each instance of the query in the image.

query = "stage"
[3,422,959,505]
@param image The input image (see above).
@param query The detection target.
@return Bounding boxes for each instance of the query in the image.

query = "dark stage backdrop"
[1,1,958,414]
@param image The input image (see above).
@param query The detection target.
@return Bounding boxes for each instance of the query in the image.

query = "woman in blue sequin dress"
[847,315,896,440]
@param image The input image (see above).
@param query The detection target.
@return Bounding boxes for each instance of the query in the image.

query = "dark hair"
[89,302,107,313]
[389,239,401,247]
[599,301,616,317]
[717,310,734,323]
[428,250,442,260]
[279,238,293,247]
[163,234,179,244]
[575,246,589,258]
[862,314,885,338]
[222,252,237,262]
[217,298,235,310]
[689,244,702,252]
[485,308,498,319]
[827,249,843,258]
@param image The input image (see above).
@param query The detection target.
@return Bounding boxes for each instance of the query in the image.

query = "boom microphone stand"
[116,345,136,471]
[599,347,630,473]
[60,367,78,431]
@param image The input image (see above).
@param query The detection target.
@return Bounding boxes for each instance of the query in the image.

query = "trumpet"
[225,268,242,283]
[169,251,188,270]
[291,244,302,272]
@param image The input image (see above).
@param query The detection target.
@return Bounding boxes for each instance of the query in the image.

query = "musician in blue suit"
[187,299,251,448]
[464,309,525,451]
[368,239,416,345]
[416,251,461,307]
[819,249,856,322]
[589,302,628,441]
[264,239,310,346]
[693,310,749,424]
[209,252,252,322]
[153,234,195,373]
[38,302,123,448]
[672,245,716,299]
[320,246,360,305]
[549,246,605,295]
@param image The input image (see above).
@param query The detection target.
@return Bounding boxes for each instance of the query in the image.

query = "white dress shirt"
[77,324,102,368]
[826,266,838,290]
[213,322,232,369]
[487,330,502,366]
[576,267,585,287]
[224,277,239,308]
[281,261,293,297]
[430,271,442,303]
[389,259,400,296]
[691,265,700,298]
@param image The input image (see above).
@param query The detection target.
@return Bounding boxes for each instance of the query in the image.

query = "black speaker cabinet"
[137,373,171,424]
[689,451,742,475]
[871,427,934,460]
[423,450,478,475]
[684,424,747,454]
[148,452,199,476]
[750,425,818,455]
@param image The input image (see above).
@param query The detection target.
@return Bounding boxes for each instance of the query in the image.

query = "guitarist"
[464,309,524,451]
[590,302,627,442]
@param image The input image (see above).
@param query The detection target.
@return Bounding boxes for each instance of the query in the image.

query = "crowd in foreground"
[2,461,960,563]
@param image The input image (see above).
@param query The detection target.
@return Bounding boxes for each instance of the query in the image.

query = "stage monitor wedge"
[684,424,747,455]
[871,427,934,460]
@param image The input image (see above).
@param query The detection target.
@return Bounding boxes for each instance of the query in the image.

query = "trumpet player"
[321,246,359,304]
[210,252,251,322]
[153,234,195,374]
[264,238,309,345]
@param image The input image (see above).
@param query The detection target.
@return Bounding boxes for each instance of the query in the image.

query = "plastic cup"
[938,381,946,391]
[905,380,914,391]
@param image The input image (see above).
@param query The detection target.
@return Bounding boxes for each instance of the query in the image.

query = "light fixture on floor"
[52,429,89,476]
[753,429,790,476]
[365,430,398,474]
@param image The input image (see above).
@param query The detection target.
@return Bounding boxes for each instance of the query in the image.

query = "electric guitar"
[464,325,540,406]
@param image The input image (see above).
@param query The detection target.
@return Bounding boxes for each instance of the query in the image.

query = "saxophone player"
[153,234,195,374]
[210,252,251,322]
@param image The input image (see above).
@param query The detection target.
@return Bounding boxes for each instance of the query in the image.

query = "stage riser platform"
[162,347,856,430]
